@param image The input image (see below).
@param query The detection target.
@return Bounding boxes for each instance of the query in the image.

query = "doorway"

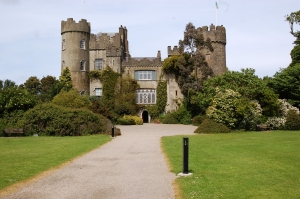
[142,110,149,123]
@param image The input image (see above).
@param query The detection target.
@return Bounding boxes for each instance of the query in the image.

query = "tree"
[24,76,41,96]
[0,79,17,90]
[163,22,214,96]
[191,68,279,117]
[59,67,73,91]
[206,88,262,129]
[285,10,300,45]
[0,87,37,117]
[114,75,140,116]
[268,63,300,108]
[40,76,62,102]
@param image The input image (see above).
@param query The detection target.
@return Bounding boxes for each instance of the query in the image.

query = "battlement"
[197,24,226,44]
[90,32,121,50]
[167,46,180,57]
[61,18,90,34]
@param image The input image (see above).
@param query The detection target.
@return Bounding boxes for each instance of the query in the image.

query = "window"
[136,89,156,104]
[95,88,102,97]
[62,61,65,69]
[95,59,103,70]
[62,39,66,50]
[134,71,156,80]
[206,54,210,60]
[80,60,85,71]
[80,39,85,49]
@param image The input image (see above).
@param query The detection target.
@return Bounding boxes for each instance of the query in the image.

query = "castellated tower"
[198,24,226,75]
[61,18,90,94]
[167,24,226,76]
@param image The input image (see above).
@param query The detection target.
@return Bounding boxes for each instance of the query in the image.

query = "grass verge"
[162,131,300,199]
[0,135,111,191]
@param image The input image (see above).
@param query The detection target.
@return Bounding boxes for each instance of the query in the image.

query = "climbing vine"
[146,81,167,118]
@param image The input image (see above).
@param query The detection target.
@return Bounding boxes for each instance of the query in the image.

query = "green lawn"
[0,135,111,190]
[162,131,300,199]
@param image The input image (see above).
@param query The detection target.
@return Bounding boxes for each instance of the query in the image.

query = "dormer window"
[62,39,66,50]
[80,39,85,49]
[80,60,85,71]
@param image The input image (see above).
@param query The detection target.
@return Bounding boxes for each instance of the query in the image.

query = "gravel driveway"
[2,124,197,199]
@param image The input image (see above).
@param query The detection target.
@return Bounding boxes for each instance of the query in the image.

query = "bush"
[192,115,207,126]
[162,113,179,124]
[117,115,143,125]
[20,103,111,136]
[172,105,192,124]
[52,89,92,110]
[194,118,231,134]
[284,110,300,130]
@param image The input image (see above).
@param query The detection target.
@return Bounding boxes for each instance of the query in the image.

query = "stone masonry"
[61,18,226,122]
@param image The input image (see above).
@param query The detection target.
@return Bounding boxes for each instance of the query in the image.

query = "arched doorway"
[142,110,149,123]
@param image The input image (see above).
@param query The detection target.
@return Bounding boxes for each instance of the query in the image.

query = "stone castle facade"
[61,18,226,122]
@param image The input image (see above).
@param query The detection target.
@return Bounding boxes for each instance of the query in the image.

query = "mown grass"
[162,131,300,199]
[0,135,111,190]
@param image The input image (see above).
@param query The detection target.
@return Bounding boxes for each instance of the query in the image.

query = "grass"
[0,135,111,190]
[161,131,300,199]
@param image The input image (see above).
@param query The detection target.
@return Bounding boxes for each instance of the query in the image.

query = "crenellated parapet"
[122,57,162,67]
[197,24,226,44]
[61,18,90,34]
[90,32,121,49]
[167,46,180,57]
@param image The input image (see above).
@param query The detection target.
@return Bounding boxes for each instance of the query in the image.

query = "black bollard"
[112,125,115,137]
[183,137,189,174]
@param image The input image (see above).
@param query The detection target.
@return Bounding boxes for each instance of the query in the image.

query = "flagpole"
[216,2,218,26]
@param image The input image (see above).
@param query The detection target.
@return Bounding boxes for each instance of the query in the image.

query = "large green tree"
[268,63,300,108]
[190,68,279,117]
[24,76,41,96]
[163,22,214,96]
[40,76,62,102]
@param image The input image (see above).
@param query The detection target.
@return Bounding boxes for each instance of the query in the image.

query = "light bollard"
[111,125,115,137]
[183,137,189,174]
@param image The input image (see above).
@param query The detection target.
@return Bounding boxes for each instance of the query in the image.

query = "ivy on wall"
[88,67,140,121]
[146,81,167,118]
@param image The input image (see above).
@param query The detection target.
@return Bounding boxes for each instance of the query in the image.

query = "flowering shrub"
[206,88,262,130]
[266,99,300,129]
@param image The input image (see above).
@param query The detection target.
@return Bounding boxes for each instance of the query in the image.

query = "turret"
[197,24,227,75]
[61,18,90,94]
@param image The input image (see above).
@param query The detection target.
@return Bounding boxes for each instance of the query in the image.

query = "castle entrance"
[142,111,149,123]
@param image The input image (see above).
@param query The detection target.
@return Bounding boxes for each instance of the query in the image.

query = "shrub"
[52,89,92,110]
[194,118,231,134]
[20,103,111,136]
[192,115,207,126]
[172,105,192,124]
[117,115,143,125]
[284,110,300,130]
[117,117,135,125]
[162,113,179,124]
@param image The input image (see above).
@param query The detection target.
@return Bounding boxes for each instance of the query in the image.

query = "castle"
[61,18,226,122]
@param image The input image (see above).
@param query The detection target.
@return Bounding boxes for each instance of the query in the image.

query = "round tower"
[198,24,226,75]
[61,18,90,94]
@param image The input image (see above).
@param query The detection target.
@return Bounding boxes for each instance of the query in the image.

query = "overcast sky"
[0,0,299,84]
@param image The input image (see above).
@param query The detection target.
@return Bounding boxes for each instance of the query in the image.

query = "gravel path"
[2,124,197,199]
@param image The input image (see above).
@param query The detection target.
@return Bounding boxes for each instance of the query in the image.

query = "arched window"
[62,39,66,50]
[80,39,85,49]
[62,60,65,69]
[80,60,85,71]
